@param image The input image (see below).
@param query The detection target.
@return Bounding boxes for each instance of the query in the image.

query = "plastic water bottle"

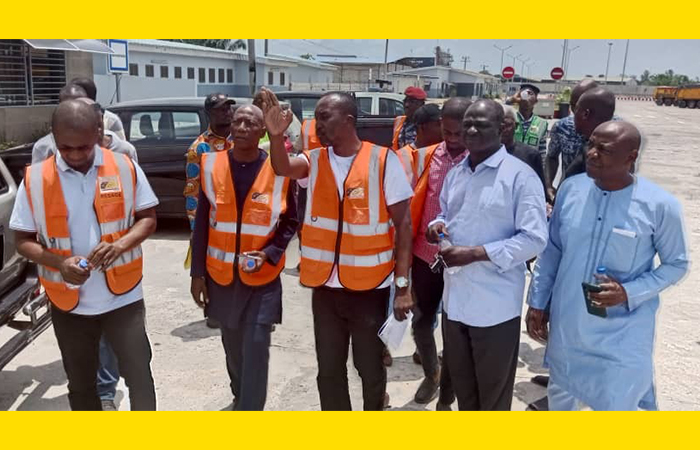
[66,259,89,290]
[438,233,461,275]
[594,266,607,284]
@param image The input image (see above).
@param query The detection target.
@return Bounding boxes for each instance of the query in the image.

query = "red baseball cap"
[404,86,427,100]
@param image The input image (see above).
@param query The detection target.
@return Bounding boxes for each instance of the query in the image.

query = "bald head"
[52,99,100,133]
[59,84,87,103]
[595,120,641,153]
[441,97,472,121]
[574,87,616,137]
[463,99,504,156]
[234,104,264,125]
[469,99,504,124]
[571,79,598,109]
[319,92,358,121]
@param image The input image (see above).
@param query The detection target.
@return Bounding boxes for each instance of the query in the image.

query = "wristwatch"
[395,276,409,289]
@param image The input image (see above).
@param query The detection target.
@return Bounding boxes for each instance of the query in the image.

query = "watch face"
[396,277,409,288]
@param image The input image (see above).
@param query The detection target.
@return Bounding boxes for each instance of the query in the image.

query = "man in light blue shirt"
[526,121,689,410]
[427,100,548,410]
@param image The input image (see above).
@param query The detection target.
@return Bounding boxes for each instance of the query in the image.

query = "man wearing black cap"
[392,86,427,150]
[510,84,548,166]
[184,93,236,231]
[393,103,443,185]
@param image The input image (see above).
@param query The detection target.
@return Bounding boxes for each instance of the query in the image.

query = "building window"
[198,68,205,83]
[268,71,274,85]
[226,68,233,83]
[209,68,215,83]
[174,67,182,79]
[0,40,67,106]
[129,63,138,76]
[280,72,285,86]
[187,67,195,79]
[218,68,225,83]
[160,65,169,78]
[145,64,154,77]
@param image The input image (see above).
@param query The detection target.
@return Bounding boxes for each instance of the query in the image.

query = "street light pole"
[247,39,256,95]
[620,39,630,84]
[517,56,530,80]
[560,39,568,68]
[565,45,580,80]
[494,44,512,74]
[384,39,389,80]
[604,42,613,85]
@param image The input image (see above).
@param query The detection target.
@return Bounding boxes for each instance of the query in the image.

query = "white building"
[92,39,337,105]
[388,66,500,99]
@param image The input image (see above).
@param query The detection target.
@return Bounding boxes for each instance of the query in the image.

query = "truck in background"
[653,86,678,106]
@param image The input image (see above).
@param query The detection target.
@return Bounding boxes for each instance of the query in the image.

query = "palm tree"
[164,39,246,51]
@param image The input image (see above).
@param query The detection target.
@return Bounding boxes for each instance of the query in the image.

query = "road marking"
[8,379,39,411]
[678,121,686,124]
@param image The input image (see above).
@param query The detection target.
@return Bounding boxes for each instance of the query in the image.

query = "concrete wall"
[95,74,196,105]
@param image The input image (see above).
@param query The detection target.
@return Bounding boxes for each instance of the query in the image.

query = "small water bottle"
[66,259,89,290]
[438,233,461,275]
[594,266,607,284]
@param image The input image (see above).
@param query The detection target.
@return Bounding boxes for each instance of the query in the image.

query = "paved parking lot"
[1,100,698,410]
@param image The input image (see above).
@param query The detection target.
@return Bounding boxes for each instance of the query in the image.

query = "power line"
[302,39,347,55]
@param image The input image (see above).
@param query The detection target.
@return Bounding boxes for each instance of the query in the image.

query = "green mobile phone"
[581,282,607,318]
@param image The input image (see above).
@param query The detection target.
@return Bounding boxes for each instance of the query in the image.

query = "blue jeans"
[96,336,120,401]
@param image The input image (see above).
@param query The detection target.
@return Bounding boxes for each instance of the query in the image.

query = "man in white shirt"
[11,100,158,410]
[70,77,126,140]
[427,100,548,410]
[261,88,414,410]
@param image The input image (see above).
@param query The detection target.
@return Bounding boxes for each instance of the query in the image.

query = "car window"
[379,98,404,116]
[356,97,372,115]
[172,112,202,139]
[128,111,176,142]
[300,98,319,120]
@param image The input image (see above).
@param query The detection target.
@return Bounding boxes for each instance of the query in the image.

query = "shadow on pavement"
[170,319,221,342]
[386,355,424,384]
[0,359,68,411]
[151,218,190,241]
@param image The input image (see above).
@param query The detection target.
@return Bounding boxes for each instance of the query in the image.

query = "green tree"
[640,69,651,85]
[164,39,246,51]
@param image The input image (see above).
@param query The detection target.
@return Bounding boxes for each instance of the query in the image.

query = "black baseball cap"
[520,84,540,95]
[204,93,236,111]
[414,103,441,125]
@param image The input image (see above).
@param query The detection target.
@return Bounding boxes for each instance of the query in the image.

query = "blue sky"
[259,40,700,80]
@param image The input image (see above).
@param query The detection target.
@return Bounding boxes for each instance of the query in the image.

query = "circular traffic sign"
[551,67,564,80]
[502,66,515,79]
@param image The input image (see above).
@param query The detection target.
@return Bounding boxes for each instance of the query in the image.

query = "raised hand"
[259,87,293,137]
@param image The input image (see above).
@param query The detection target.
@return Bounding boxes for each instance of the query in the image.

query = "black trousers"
[444,315,520,411]
[411,257,454,403]
[221,323,273,411]
[312,286,389,411]
[50,300,156,411]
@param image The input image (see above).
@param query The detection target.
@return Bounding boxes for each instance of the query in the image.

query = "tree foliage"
[164,39,246,51]
[639,69,693,86]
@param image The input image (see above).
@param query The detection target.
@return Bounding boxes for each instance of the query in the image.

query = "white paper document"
[378,311,413,351]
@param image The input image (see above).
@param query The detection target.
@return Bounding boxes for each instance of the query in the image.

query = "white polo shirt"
[10,146,158,315]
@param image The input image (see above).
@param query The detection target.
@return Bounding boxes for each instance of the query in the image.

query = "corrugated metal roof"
[315,54,385,65]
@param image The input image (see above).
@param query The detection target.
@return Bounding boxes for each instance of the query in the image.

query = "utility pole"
[494,44,512,74]
[264,39,268,56]
[461,56,470,70]
[560,39,568,68]
[565,45,580,80]
[247,39,256,95]
[604,42,613,85]
[517,56,530,80]
[384,39,389,80]
[620,39,630,84]
[480,63,489,72]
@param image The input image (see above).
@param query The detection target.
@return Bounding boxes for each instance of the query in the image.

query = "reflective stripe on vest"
[514,115,547,147]
[25,149,141,311]
[300,142,395,291]
[394,144,416,187]
[409,143,439,238]
[391,115,406,150]
[301,119,321,151]
[201,151,289,286]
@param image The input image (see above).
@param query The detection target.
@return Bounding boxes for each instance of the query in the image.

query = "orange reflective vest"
[200,152,290,287]
[391,115,406,150]
[394,144,416,187]
[301,119,322,151]
[24,149,143,312]
[409,143,440,238]
[300,142,395,291]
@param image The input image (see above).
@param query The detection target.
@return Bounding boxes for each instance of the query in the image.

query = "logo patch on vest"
[346,187,365,199]
[99,176,121,194]
[251,192,270,205]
